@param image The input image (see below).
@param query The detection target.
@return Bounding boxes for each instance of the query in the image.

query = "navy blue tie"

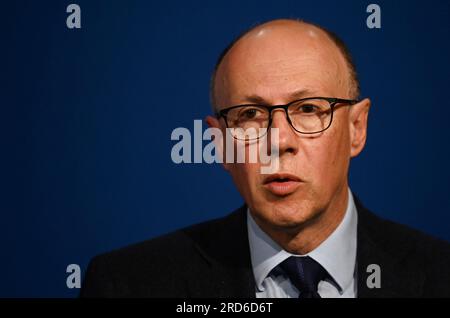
[280,256,328,298]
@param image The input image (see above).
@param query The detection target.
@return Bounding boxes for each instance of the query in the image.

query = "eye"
[238,108,263,120]
[298,104,319,113]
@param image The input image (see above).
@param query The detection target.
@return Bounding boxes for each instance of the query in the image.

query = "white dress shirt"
[247,188,358,298]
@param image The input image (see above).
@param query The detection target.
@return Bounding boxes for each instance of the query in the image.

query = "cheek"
[228,163,261,198]
[302,122,350,188]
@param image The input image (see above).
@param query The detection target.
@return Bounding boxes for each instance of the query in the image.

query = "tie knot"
[279,256,328,298]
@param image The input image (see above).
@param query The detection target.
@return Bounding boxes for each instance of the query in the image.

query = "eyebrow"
[241,89,318,105]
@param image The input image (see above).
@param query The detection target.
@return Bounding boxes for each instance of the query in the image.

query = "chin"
[253,200,320,230]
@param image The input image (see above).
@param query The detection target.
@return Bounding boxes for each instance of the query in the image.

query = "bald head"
[210,19,359,111]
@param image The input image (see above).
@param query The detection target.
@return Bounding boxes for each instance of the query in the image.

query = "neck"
[257,185,349,255]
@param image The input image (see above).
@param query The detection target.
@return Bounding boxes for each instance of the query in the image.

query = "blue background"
[2,0,450,297]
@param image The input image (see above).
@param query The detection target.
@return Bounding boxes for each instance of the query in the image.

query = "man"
[81,19,450,298]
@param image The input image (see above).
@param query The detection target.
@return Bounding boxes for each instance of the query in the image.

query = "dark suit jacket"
[80,197,450,297]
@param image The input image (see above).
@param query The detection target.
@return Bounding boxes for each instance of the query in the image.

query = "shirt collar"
[247,188,358,293]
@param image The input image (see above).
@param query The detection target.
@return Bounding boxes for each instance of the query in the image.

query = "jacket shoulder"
[80,212,239,297]
[357,200,450,297]
[360,206,450,260]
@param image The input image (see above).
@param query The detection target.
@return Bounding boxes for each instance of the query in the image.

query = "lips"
[263,173,302,196]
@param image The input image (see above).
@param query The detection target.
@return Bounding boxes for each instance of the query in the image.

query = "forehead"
[215,23,349,106]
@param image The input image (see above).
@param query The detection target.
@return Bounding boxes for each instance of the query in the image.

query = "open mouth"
[270,178,292,182]
[264,173,301,184]
[263,173,302,196]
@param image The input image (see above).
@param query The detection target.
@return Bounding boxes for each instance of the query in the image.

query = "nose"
[269,109,299,156]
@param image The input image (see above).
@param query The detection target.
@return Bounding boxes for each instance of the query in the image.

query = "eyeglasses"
[216,97,358,140]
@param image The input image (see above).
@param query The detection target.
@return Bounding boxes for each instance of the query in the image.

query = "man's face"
[207,21,369,234]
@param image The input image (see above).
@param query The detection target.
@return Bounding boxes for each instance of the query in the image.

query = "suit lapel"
[185,205,256,297]
[355,197,425,297]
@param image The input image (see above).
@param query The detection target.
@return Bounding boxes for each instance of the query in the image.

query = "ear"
[205,115,231,171]
[349,98,371,158]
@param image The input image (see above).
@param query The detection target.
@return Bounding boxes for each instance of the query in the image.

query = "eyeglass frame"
[215,97,359,139]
